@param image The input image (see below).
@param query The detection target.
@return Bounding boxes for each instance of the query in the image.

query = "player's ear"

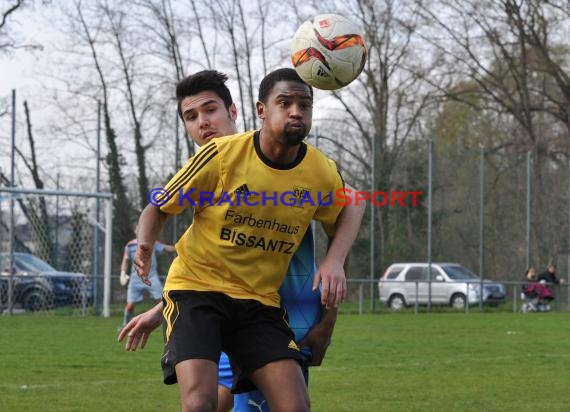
[256,101,265,119]
[229,103,238,122]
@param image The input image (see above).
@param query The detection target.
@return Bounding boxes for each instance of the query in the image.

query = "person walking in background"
[119,233,175,329]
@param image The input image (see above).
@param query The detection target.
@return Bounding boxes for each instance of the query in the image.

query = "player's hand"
[117,309,162,351]
[312,258,347,309]
[298,322,333,366]
[119,271,130,286]
[134,242,153,286]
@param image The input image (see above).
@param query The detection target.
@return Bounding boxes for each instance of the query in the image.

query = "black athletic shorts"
[161,290,304,393]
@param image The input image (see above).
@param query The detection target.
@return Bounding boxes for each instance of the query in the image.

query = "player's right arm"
[314,183,365,308]
[159,140,221,215]
[134,205,170,285]
[135,140,221,284]
[118,301,164,351]
[120,246,129,274]
[119,244,131,286]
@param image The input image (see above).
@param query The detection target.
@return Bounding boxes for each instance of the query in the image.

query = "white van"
[378,263,506,310]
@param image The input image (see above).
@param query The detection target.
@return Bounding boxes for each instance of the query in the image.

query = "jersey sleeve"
[154,242,165,254]
[159,141,221,215]
[313,161,345,237]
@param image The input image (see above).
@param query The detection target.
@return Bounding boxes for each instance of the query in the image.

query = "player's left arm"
[301,224,357,366]
[120,246,130,274]
[119,244,132,286]
[313,183,366,309]
[298,306,338,366]
[157,242,176,253]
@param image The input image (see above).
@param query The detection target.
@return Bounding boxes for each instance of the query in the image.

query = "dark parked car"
[0,252,91,311]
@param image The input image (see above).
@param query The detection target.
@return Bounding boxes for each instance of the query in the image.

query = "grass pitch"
[1,312,569,411]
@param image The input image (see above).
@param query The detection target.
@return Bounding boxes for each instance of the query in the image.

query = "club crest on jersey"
[292,187,311,209]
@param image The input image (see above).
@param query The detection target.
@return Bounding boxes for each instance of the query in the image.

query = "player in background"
[118,232,175,329]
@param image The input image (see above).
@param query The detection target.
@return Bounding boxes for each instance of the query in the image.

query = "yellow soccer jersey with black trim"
[159,130,344,307]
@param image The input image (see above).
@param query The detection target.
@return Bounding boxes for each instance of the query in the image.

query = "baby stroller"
[521,281,554,312]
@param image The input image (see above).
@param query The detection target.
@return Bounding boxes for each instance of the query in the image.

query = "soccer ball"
[291,14,367,90]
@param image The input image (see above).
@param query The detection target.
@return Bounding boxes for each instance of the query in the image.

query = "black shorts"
[161,290,304,393]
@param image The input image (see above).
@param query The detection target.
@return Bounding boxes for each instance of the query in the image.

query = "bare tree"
[0,0,23,30]
[0,0,42,53]
[417,1,541,147]
[282,0,437,273]
[213,0,249,130]
[416,0,570,268]
[189,0,213,69]
[502,1,570,138]
[138,0,193,159]
[73,0,134,252]
[0,100,54,260]
[236,0,257,128]
[101,2,150,210]
[256,0,270,76]
[139,0,185,82]
[1,101,55,262]
[314,1,435,269]
[0,170,33,253]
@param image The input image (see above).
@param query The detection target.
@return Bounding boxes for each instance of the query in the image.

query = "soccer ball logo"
[291,14,368,90]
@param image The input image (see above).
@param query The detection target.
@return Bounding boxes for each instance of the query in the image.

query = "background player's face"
[180,91,238,147]
[257,80,313,146]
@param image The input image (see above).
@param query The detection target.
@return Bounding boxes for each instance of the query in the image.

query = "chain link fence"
[0,187,112,316]
[428,144,569,282]
[324,141,570,311]
[3,144,570,318]
[342,278,569,314]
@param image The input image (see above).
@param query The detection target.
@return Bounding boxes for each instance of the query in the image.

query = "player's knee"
[276,396,310,412]
[267,388,309,412]
[181,393,217,412]
[296,392,311,412]
[291,383,310,412]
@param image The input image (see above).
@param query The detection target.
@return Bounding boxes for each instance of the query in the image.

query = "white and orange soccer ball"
[291,13,368,90]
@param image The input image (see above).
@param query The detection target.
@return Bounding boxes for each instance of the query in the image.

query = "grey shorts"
[127,273,163,303]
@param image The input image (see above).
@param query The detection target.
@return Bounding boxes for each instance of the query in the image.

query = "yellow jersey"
[159,130,344,307]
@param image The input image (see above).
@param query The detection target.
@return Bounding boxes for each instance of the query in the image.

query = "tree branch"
[0,0,23,29]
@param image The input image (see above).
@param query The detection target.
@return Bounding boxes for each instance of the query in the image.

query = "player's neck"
[258,130,300,164]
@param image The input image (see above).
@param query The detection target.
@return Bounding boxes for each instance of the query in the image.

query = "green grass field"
[1,312,569,411]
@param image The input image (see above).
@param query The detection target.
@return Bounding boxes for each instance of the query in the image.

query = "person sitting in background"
[522,267,554,312]
[525,267,537,283]
[537,264,566,287]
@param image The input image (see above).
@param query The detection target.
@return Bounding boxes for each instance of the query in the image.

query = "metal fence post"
[103,198,113,318]
[358,284,364,315]
[513,285,518,313]
[414,281,419,314]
